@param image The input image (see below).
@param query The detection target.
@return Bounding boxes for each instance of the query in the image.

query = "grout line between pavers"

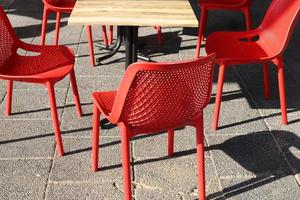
[43,31,82,199]
[0,157,53,160]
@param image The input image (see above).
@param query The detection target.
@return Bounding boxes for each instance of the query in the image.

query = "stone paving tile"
[246,85,300,133]
[220,175,300,200]
[8,0,44,13]
[135,186,194,200]
[74,51,126,77]
[133,126,209,160]
[204,71,268,135]
[6,11,41,42]
[284,151,300,185]
[205,133,292,178]
[0,159,51,200]
[66,76,122,103]
[50,138,124,183]
[0,88,68,119]
[60,103,120,138]
[134,156,222,198]
[0,88,5,104]
[46,182,123,200]
[0,119,55,158]
[235,63,299,87]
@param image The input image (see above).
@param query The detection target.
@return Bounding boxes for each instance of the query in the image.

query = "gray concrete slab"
[0,119,55,158]
[45,182,123,200]
[0,88,68,119]
[0,159,51,200]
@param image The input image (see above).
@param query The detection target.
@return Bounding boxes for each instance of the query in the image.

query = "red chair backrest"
[0,7,17,69]
[110,54,216,135]
[258,0,300,56]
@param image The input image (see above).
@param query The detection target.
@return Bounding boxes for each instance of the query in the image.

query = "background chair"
[91,54,216,200]
[195,0,253,57]
[41,0,112,66]
[0,6,82,157]
[205,0,300,130]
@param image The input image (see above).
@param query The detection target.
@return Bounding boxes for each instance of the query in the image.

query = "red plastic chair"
[205,0,300,130]
[195,0,253,57]
[41,0,113,66]
[91,54,216,200]
[0,6,82,157]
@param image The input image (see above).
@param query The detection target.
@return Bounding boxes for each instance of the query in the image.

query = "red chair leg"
[168,129,174,157]
[46,82,64,157]
[109,25,113,45]
[196,113,205,200]
[86,25,96,67]
[92,103,100,172]
[120,123,132,200]
[69,69,82,117]
[195,8,208,58]
[41,7,50,45]
[212,64,226,130]
[101,26,108,46]
[156,26,163,46]
[55,12,61,45]
[263,63,270,100]
[277,58,288,125]
[243,6,252,31]
[6,80,13,116]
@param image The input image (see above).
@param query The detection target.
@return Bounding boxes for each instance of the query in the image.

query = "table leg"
[96,27,123,64]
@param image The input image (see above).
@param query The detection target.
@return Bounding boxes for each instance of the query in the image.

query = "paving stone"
[50,138,125,183]
[1,0,15,10]
[7,11,42,42]
[66,76,121,103]
[0,119,55,158]
[133,126,209,160]
[0,88,67,119]
[246,86,300,133]
[135,186,187,200]
[8,0,44,13]
[134,156,221,196]
[220,175,300,200]
[0,159,51,200]
[205,133,291,178]
[284,151,300,185]
[235,63,298,87]
[204,73,268,135]
[271,130,300,154]
[46,182,123,200]
[0,88,5,104]
[60,103,120,138]
[74,49,126,77]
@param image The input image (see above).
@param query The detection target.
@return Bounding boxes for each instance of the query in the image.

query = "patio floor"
[0,0,299,199]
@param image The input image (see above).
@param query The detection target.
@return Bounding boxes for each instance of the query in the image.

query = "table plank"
[68,0,198,27]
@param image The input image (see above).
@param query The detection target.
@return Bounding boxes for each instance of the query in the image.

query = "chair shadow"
[205,130,300,199]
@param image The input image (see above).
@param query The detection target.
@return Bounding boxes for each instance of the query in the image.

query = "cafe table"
[68,0,198,68]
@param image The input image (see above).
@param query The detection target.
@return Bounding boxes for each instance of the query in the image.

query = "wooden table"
[68,0,198,67]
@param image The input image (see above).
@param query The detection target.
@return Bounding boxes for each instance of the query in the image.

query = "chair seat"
[92,91,116,118]
[199,0,248,8]
[205,31,269,64]
[44,0,76,11]
[0,45,74,81]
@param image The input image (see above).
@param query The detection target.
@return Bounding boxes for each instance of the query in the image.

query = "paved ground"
[0,0,300,199]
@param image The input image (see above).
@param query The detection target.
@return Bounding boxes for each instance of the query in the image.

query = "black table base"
[95,26,150,68]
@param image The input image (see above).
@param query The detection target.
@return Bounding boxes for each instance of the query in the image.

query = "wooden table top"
[68,0,198,27]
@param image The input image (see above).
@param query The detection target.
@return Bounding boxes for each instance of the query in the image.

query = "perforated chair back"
[110,54,216,135]
[258,0,300,56]
[0,7,18,69]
